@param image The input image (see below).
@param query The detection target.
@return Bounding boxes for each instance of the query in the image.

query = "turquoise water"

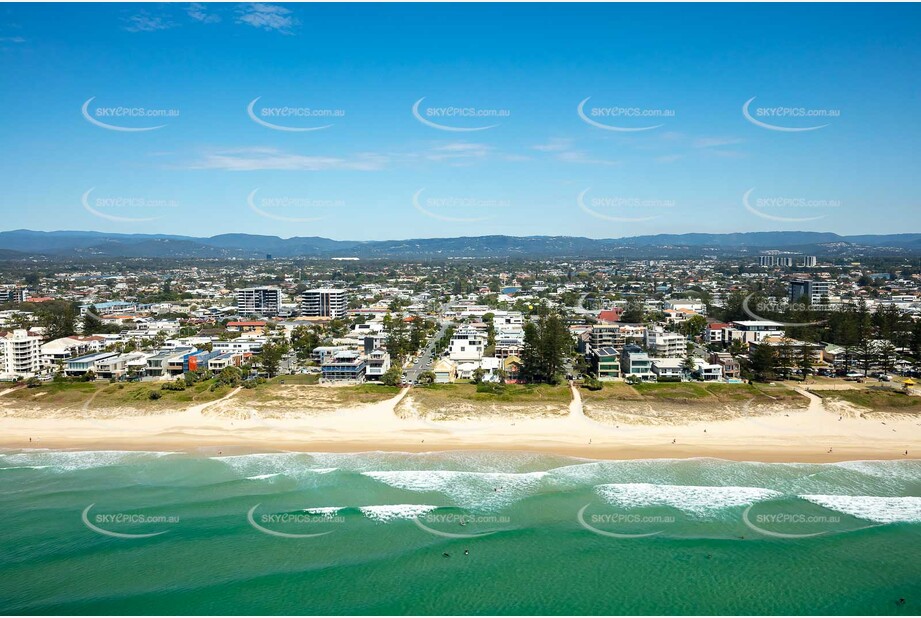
[1,450,919,615]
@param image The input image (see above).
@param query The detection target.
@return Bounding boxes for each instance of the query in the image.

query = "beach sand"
[1,384,918,463]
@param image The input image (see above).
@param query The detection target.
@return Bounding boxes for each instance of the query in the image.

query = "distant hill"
[1,229,920,260]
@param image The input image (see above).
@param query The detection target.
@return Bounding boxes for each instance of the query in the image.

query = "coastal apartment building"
[645,328,687,358]
[364,349,392,381]
[588,323,625,352]
[0,329,43,379]
[592,346,621,380]
[235,287,282,317]
[0,286,28,304]
[726,321,785,345]
[301,288,348,319]
[320,350,366,382]
[621,345,655,381]
[448,327,488,362]
[789,279,831,305]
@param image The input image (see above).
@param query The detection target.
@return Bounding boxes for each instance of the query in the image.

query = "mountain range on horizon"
[2,229,921,260]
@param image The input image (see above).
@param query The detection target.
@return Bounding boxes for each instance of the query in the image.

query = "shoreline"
[1,387,918,464]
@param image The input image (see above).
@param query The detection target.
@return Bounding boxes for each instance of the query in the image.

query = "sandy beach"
[1,383,918,463]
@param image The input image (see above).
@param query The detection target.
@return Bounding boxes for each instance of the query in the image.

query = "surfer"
[442,552,450,558]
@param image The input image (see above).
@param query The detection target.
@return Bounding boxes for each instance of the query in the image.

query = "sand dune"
[1,383,918,462]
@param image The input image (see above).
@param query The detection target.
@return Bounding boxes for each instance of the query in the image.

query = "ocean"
[1,450,919,615]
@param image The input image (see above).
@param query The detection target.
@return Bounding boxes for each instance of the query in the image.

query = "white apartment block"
[364,349,392,380]
[236,287,282,317]
[0,329,43,379]
[645,329,687,358]
[726,321,785,345]
[301,288,347,319]
[448,327,487,362]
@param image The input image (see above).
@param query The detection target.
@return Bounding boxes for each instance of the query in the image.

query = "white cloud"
[693,136,743,149]
[532,138,573,152]
[557,151,620,166]
[236,3,298,33]
[0,36,26,43]
[426,142,492,162]
[187,3,221,24]
[189,147,388,171]
[656,154,684,163]
[123,14,176,32]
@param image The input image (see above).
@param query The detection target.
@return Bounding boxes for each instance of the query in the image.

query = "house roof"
[597,309,622,323]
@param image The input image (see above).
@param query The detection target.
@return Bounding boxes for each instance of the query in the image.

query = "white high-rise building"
[447,327,487,362]
[645,328,687,358]
[0,329,43,379]
[758,256,775,267]
[802,256,817,267]
[301,288,347,319]
[235,287,282,317]
[789,279,830,305]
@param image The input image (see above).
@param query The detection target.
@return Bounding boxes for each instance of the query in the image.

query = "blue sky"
[1,3,919,240]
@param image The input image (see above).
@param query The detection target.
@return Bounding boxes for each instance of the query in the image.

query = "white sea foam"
[799,495,921,524]
[596,483,782,517]
[359,504,437,522]
[245,473,281,480]
[2,450,174,472]
[363,469,547,509]
[214,453,337,479]
[304,507,344,517]
[0,465,52,471]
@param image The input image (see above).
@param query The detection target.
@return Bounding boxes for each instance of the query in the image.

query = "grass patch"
[0,379,233,412]
[811,388,921,412]
[417,382,571,403]
[580,381,805,406]
[267,374,319,385]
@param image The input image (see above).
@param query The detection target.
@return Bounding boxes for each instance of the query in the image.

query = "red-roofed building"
[706,322,730,344]
[597,308,623,323]
[226,321,267,333]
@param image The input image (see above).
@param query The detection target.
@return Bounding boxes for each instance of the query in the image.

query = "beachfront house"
[592,346,621,380]
[621,345,655,381]
[321,350,366,383]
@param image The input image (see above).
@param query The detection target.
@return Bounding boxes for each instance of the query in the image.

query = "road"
[404,307,452,384]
